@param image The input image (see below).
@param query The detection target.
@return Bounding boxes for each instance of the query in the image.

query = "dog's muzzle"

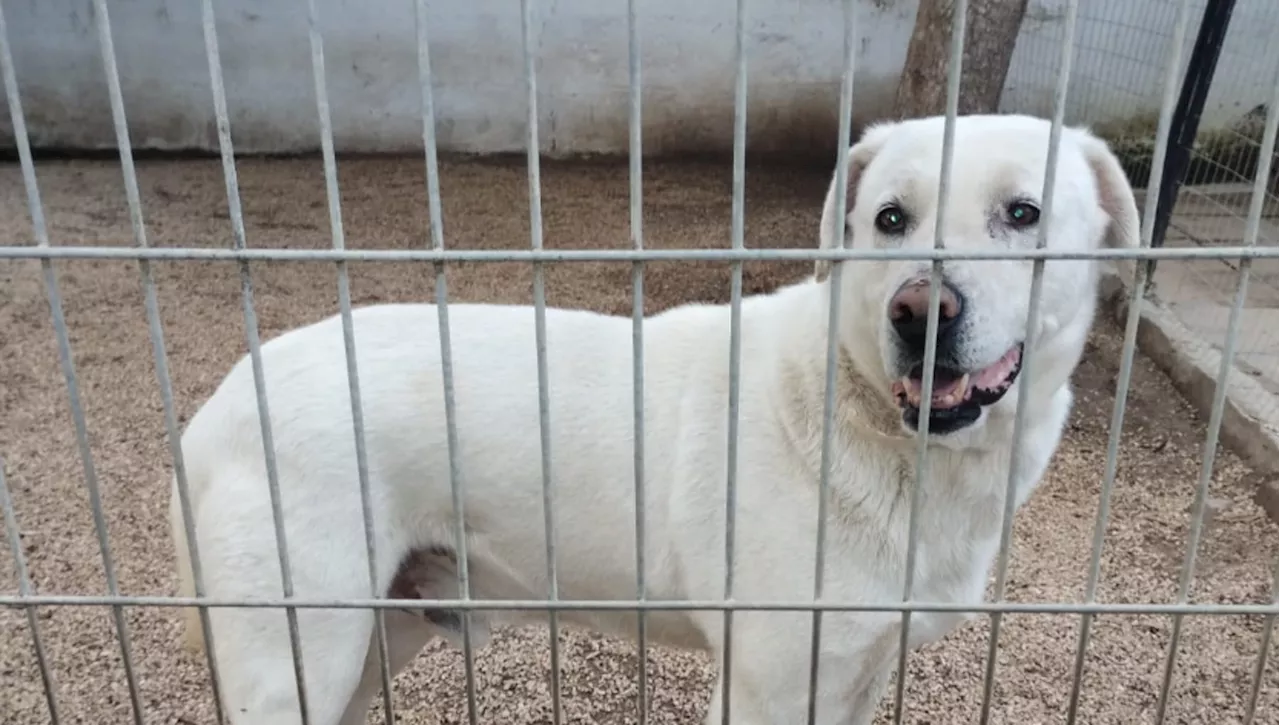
[886,276,1023,434]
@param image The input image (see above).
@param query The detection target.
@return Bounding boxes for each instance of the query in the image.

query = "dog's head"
[815,114,1139,444]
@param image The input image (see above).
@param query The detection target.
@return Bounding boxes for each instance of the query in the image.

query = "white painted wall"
[1,0,1275,156]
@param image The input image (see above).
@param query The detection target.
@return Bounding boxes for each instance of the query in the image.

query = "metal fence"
[1005,0,1280,386]
[0,0,1276,724]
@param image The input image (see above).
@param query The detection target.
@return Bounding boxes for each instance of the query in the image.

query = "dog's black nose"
[888,276,965,355]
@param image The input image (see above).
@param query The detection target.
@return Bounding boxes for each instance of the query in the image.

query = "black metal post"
[1147,0,1238,287]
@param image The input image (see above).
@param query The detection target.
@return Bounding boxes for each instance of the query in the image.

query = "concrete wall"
[1,0,1275,157]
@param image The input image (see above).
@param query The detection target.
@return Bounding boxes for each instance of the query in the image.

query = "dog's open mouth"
[890,343,1024,433]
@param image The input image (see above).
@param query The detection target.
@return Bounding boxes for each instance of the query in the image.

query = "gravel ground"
[0,155,1276,724]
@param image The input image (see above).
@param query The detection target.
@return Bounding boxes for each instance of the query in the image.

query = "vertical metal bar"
[198,0,312,719]
[1059,4,1198,722]
[1147,0,1239,286]
[88,0,229,716]
[891,1,967,722]
[1244,90,1280,725]
[5,3,147,721]
[1153,85,1278,725]
[301,1,397,720]
[1063,3,1200,720]
[626,0,649,722]
[412,4,481,723]
[0,461,62,724]
[518,2,563,722]
[139,279,230,724]
[719,0,749,721]
[0,15,57,725]
[806,1,857,723]
[976,3,1080,721]
[1154,231,1255,720]
[1243,569,1279,724]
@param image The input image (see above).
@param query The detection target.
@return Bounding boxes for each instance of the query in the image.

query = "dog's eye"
[1007,201,1040,228]
[874,206,908,234]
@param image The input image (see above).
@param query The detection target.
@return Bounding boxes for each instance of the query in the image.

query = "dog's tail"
[170,475,207,656]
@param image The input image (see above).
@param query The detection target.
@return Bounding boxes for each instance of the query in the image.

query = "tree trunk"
[893,0,1030,118]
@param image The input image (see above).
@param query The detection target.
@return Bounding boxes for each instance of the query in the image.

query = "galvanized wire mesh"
[0,0,1276,724]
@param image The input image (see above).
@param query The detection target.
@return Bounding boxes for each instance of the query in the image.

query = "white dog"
[171,113,1139,724]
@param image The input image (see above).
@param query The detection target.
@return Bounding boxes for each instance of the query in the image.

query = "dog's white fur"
[172,113,1139,724]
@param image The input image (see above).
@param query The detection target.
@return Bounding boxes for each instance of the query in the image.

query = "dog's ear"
[1073,129,1142,250]
[815,123,894,282]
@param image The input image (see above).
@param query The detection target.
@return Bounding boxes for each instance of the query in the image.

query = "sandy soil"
[0,155,1276,724]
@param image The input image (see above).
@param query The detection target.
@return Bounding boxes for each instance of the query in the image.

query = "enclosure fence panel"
[809,2,859,723]
[892,0,969,720]
[0,0,1277,723]
[411,0,483,720]
[626,0,650,722]
[978,0,1083,721]
[1064,2,1200,718]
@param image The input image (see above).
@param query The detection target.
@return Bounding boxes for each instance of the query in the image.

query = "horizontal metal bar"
[0,246,1272,263]
[0,595,1272,616]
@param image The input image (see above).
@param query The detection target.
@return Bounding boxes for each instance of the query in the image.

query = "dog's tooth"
[957,373,970,398]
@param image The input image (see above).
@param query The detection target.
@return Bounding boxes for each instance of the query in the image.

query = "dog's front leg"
[702,611,895,725]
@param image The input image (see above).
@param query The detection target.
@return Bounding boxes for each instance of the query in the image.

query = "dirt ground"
[0,156,1276,724]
